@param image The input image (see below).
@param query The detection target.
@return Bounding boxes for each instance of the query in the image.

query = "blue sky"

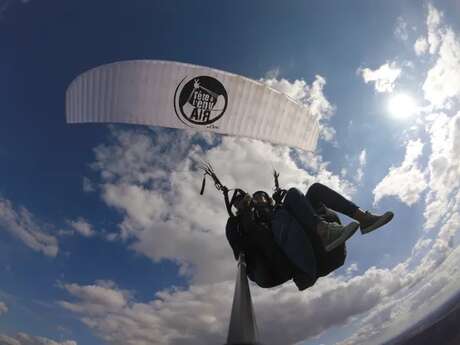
[1,1,460,344]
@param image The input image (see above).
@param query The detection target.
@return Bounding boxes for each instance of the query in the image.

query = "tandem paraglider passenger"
[200,163,394,291]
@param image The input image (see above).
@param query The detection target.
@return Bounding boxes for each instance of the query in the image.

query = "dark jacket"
[225,204,346,290]
[226,210,295,288]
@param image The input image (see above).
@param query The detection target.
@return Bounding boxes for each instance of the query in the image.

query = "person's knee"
[306,182,325,197]
[285,188,303,203]
[287,187,302,196]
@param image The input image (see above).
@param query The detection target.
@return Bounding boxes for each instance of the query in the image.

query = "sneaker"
[360,211,394,234]
[317,221,359,252]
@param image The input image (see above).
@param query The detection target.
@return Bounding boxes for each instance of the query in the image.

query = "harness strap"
[199,164,287,217]
[200,161,234,217]
[272,169,287,207]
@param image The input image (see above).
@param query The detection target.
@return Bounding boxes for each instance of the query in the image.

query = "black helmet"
[252,191,274,224]
[252,190,273,206]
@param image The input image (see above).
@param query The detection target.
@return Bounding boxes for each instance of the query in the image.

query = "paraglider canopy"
[66,60,319,151]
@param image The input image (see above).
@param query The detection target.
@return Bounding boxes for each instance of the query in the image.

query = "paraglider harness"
[199,162,347,287]
[199,162,286,219]
[200,163,296,287]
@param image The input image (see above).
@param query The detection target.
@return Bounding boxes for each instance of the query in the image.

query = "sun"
[388,93,417,119]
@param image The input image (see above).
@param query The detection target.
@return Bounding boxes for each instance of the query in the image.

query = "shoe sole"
[360,212,394,234]
[325,222,359,252]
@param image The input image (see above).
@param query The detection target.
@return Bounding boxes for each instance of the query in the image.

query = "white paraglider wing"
[66,60,319,151]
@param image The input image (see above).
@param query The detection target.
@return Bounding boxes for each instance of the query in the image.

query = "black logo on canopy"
[174,76,228,126]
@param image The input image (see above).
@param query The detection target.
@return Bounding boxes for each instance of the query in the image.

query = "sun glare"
[388,93,417,119]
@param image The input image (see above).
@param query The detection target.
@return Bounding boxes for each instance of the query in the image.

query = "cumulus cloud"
[411,4,443,57]
[58,262,425,345]
[422,28,460,108]
[59,123,460,345]
[410,4,460,109]
[53,125,405,345]
[261,75,336,142]
[60,120,460,345]
[358,62,401,93]
[335,204,460,344]
[414,36,428,55]
[373,139,428,206]
[59,280,232,345]
[394,17,408,41]
[346,263,359,275]
[411,238,432,257]
[0,333,77,345]
[0,301,7,315]
[82,177,95,193]
[59,232,460,345]
[356,149,367,183]
[423,112,460,229]
[59,282,129,315]
[426,3,443,55]
[66,218,95,237]
[88,127,355,285]
[335,7,460,343]
[0,197,58,257]
[336,239,460,345]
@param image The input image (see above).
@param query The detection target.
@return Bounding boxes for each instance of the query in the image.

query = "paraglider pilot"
[200,164,393,291]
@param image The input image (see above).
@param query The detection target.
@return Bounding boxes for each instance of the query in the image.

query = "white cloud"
[410,4,460,109]
[82,177,95,192]
[336,240,460,345]
[60,237,460,345]
[0,301,7,315]
[66,218,95,237]
[60,280,232,345]
[334,8,460,341]
[358,62,401,93]
[373,139,428,206]
[61,122,460,345]
[0,333,77,345]
[394,17,408,41]
[422,28,460,108]
[356,149,367,183]
[59,282,129,315]
[58,126,425,345]
[261,75,336,142]
[414,36,428,55]
[63,119,460,345]
[57,263,418,345]
[423,112,460,229]
[0,197,58,257]
[358,149,367,167]
[263,67,280,79]
[426,3,443,55]
[89,127,355,285]
[411,238,432,257]
[346,263,359,275]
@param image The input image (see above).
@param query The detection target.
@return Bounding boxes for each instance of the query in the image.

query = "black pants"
[283,183,359,231]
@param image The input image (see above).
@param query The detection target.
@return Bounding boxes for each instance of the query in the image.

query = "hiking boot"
[359,211,394,234]
[317,221,359,252]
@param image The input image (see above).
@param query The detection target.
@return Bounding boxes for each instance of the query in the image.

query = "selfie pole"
[226,253,262,345]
